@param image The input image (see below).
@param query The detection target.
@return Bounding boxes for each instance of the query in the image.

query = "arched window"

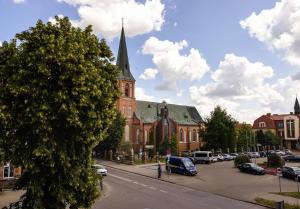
[144,130,148,145]
[193,129,197,141]
[180,129,184,142]
[125,83,130,97]
[125,125,129,142]
[136,129,140,144]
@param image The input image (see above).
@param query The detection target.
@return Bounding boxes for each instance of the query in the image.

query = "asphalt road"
[93,167,266,209]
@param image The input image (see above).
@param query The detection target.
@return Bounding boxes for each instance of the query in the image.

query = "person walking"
[157,161,162,179]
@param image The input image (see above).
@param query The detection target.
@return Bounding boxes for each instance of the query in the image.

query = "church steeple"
[116,26,135,81]
[294,96,300,114]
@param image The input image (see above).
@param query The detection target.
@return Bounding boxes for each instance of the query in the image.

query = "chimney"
[266,113,271,116]
[290,112,294,115]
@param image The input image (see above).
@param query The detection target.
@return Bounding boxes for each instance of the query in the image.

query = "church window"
[122,106,126,115]
[184,130,186,142]
[193,129,197,141]
[286,119,295,138]
[136,129,140,144]
[125,125,129,142]
[180,129,184,142]
[4,162,14,179]
[144,130,148,144]
[125,83,130,97]
[189,130,192,142]
[128,106,132,118]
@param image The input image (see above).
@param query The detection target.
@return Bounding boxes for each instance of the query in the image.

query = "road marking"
[149,186,157,190]
[109,174,133,182]
[159,189,167,193]
[140,183,148,187]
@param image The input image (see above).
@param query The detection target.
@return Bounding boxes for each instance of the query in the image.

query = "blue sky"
[1,0,300,123]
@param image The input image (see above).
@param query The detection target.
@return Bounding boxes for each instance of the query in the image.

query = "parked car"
[284,149,293,155]
[259,151,267,157]
[229,153,239,159]
[275,150,285,156]
[166,156,197,176]
[222,154,234,161]
[238,163,265,175]
[250,152,260,158]
[213,154,224,162]
[282,166,300,181]
[92,164,108,176]
[190,151,213,164]
[283,155,300,162]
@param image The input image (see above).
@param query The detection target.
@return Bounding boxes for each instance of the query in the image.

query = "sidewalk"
[252,192,300,206]
[0,190,24,208]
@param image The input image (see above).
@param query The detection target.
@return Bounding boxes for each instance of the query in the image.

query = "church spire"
[116,24,135,81]
[294,96,300,114]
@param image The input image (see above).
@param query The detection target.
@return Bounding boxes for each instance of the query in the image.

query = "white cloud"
[57,0,165,40]
[240,0,300,66]
[135,87,154,101]
[189,54,287,123]
[173,22,177,27]
[142,36,210,90]
[139,68,158,80]
[13,0,25,4]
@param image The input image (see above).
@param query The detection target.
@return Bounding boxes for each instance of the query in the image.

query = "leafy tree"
[256,130,266,146]
[170,134,177,155]
[202,106,236,152]
[264,130,281,146]
[0,16,120,208]
[94,111,126,157]
[236,123,253,152]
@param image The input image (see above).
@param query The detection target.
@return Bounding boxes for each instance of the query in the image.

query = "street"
[93,167,266,209]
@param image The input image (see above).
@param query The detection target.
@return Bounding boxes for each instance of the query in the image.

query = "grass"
[255,197,300,209]
[272,192,300,199]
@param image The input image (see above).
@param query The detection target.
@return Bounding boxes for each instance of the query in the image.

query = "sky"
[1,0,300,123]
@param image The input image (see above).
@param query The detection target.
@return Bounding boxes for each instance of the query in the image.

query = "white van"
[190,151,213,164]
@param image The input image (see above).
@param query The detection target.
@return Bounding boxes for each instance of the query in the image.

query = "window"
[4,163,13,179]
[125,125,129,142]
[180,129,184,142]
[136,129,140,144]
[277,122,284,128]
[193,130,197,142]
[258,122,266,128]
[189,130,192,142]
[125,83,130,97]
[286,119,295,138]
[184,131,186,142]
[128,107,132,118]
[122,106,126,115]
[144,130,148,144]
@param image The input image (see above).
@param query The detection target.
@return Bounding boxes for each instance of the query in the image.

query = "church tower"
[116,26,137,142]
[294,96,300,114]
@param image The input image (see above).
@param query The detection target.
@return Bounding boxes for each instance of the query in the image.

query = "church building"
[115,26,204,155]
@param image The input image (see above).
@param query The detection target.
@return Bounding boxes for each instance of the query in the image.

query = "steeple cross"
[122,17,124,28]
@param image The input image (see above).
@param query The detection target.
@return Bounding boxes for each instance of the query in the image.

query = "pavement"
[94,167,266,209]
[97,159,300,207]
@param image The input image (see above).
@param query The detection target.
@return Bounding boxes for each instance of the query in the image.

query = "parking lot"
[160,157,300,202]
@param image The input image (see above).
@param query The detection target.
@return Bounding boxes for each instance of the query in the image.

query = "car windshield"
[293,168,300,173]
[182,159,194,168]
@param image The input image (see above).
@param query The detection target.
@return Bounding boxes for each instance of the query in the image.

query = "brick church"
[115,26,204,155]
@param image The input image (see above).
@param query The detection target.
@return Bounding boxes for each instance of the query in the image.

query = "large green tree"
[0,17,119,208]
[202,106,236,152]
[236,123,254,152]
[94,111,126,157]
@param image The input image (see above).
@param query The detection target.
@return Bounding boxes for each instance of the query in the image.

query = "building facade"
[115,27,203,154]
[252,97,300,149]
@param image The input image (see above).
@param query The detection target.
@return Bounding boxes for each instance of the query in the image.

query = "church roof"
[294,97,300,114]
[116,27,135,81]
[135,100,203,125]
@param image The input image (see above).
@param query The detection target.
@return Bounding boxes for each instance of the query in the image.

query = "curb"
[99,161,272,209]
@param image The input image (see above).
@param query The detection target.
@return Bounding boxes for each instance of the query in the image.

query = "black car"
[282,166,300,181]
[283,155,300,162]
[238,163,265,175]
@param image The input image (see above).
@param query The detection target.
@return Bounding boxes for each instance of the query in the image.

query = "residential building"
[252,97,300,149]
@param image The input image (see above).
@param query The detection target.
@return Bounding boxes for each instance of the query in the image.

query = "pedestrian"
[158,161,162,179]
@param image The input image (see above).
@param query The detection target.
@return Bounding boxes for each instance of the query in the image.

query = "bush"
[267,154,285,168]
[234,155,251,167]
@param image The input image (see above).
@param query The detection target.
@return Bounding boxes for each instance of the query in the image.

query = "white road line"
[159,189,167,193]
[109,173,133,182]
[149,186,157,190]
[140,183,148,187]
